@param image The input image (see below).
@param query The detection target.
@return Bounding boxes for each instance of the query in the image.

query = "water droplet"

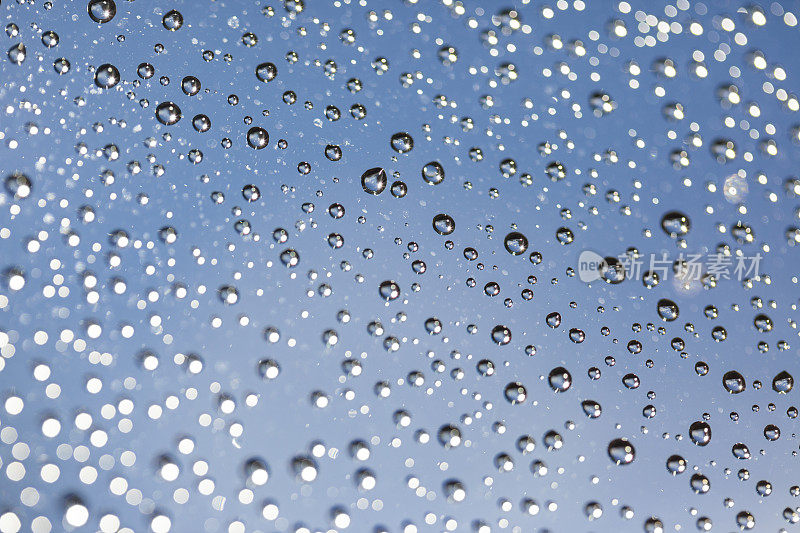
[432,214,455,235]
[256,62,278,82]
[94,63,120,89]
[599,257,626,284]
[732,222,755,244]
[279,248,299,267]
[607,438,635,465]
[503,232,528,255]
[5,173,31,199]
[666,454,686,474]
[390,132,414,153]
[291,456,318,482]
[754,314,773,332]
[722,371,746,393]
[772,371,794,393]
[581,400,602,418]
[422,161,445,185]
[218,285,239,305]
[361,167,387,195]
[548,367,572,392]
[242,184,261,202]
[162,9,184,31]
[656,299,679,322]
[764,424,781,441]
[690,473,710,494]
[491,325,512,345]
[504,382,527,404]
[247,127,269,149]
[155,101,182,125]
[181,76,201,95]
[443,479,466,502]
[87,0,116,23]
[391,180,407,198]
[555,227,574,245]
[378,280,400,301]
[661,211,691,238]
[438,425,462,448]
[192,114,211,132]
[732,442,751,460]
[545,161,567,182]
[7,43,26,65]
[689,421,712,446]
[54,58,71,74]
[137,62,155,79]
[589,91,616,116]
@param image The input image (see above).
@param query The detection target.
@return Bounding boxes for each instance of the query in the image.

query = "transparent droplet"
[378,280,401,301]
[503,232,528,255]
[661,211,691,238]
[503,381,527,404]
[432,214,455,235]
[722,371,746,394]
[162,9,184,31]
[361,167,387,195]
[421,161,445,185]
[256,62,278,82]
[390,132,414,153]
[666,454,686,474]
[155,101,182,125]
[656,299,679,322]
[5,173,32,199]
[7,43,26,65]
[607,438,635,465]
[548,367,572,392]
[491,325,512,345]
[94,63,120,89]
[772,371,794,393]
[689,421,712,446]
[88,0,116,23]
[247,127,269,149]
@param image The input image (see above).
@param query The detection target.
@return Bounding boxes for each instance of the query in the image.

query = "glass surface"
[1,0,799,532]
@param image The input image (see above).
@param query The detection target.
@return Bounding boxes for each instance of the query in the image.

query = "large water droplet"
[722,370,746,393]
[88,0,116,23]
[247,127,269,149]
[432,214,455,235]
[581,400,602,418]
[772,371,794,393]
[503,232,528,255]
[361,167,387,195]
[732,443,751,460]
[7,43,26,65]
[155,101,182,125]
[422,161,445,185]
[503,382,527,404]
[390,132,414,153]
[256,62,278,82]
[162,9,184,31]
[656,299,679,322]
[689,421,711,446]
[491,325,512,345]
[438,425,462,448]
[661,211,691,238]
[607,438,635,465]
[378,280,401,301]
[548,367,572,392]
[5,173,32,199]
[95,63,120,89]
[666,454,686,474]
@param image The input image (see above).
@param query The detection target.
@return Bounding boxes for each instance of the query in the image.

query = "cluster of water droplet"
[1,0,800,532]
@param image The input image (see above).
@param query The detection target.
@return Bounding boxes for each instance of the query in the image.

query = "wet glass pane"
[1,1,799,532]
